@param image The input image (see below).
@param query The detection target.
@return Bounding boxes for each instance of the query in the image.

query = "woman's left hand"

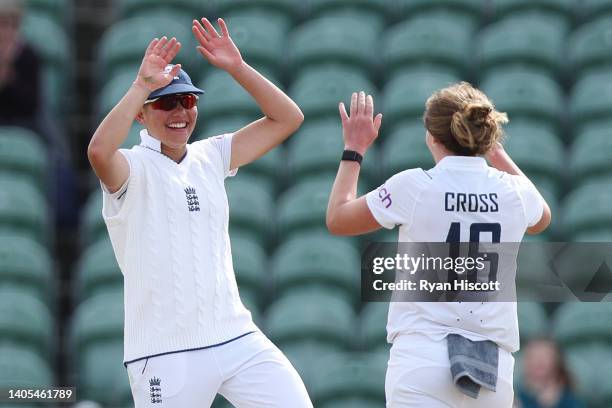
[192,17,243,74]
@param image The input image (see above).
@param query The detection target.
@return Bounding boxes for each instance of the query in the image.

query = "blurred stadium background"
[1,0,612,407]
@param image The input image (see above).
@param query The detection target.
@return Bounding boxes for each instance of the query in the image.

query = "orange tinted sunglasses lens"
[150,94,198,111]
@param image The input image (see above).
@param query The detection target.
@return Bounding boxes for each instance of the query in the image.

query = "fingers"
[218,18,229,37]
[373,113,383,133]
[366,94,374,118]
[358,91,366,115]
[193,19,211,42]
[145,38,159,55]
[159,37,177,59]
[152,36,168,54]
[201,17,220,38]
[166,40,182,62]
[339,102,349,124]
[350,92,357,117]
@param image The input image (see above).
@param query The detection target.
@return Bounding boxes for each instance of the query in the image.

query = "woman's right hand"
[134,36,182,92]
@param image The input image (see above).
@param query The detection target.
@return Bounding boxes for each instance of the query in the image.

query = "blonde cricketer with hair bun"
[327,84,551,407]
[87,17,312,408]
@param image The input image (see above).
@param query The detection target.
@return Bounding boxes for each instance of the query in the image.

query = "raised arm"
[192,18,304,170]
[326,91,383,236]
[485,143,552,234]
[87,37,182,192]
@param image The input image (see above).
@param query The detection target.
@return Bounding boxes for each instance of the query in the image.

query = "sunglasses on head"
[145,94,199,111]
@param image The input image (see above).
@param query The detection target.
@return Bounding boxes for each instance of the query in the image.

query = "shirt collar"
[139,129,162,152]
[435,155,488,169]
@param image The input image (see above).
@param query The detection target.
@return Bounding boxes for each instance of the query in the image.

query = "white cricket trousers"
[385,333,515,408]
[126,331,313,408]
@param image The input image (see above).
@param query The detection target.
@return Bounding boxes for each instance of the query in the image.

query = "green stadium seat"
[516,244,573,301]
[572,229,612,242]
[0,233,52,305]
[566,344,612,408]
[0,286,53,359]
[223,11,288,78]
[309,351,386,405]
[553,303,612,347]
[382,119,435,178]
[198,69,280,119]
[0,127,47,192]
[360,302,388,349]
[308,0,389,23]
[320,398,384,408]
[478,13,567,77]
[570,120,612,184]
[516,302,548,344]
[199,115,256,139]
[569,16,612,76]
[382,12,474,78]
[98,65,139,119]
[21,12,69,71]
[290,65,377,120]
[287,119,380,186]
[282,340,343,390]
[71,290,124,354]
[124,124,144,148]
[481,67,564,129]
[562,178,612,236]
[570,70,612,129]
[394,1,483,25]
[0,175,48,244]
[503,120,564,189]
[98,14,198,81]
[238,286,262,325]
[116,0,204,19]
[79,339,132,407]
[217,0,300,25]
[21,12,71,115]
[288,13,381,77]
[382,68,460,131]
[271,232,360,301]
[277,177,365,238]
[579,0,612,21]
[0,345,53,388]
[230,230,268,295]
[82,190,105,245]
[265,287,356,348]
[226,175,275,241]
[25,0,71,26]
[77,238,122,301]
[490,0,574,25]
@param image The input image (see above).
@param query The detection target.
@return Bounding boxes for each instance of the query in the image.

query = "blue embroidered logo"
[149,377,162,403]
[184,186,200,212]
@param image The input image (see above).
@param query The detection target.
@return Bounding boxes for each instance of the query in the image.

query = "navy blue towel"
[447,333,499,399]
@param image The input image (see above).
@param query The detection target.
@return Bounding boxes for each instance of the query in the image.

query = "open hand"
[339,91,383,155]
[134,36,182,92]
[192,18,243,74]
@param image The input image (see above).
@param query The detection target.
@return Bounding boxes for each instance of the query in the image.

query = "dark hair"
[423,82,508,156]
[527,337,575,389]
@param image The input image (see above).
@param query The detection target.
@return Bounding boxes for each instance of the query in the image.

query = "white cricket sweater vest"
[101,130,257,363]
[366,156,545,353]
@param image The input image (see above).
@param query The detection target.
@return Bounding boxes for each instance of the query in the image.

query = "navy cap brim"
[147,83,205,100]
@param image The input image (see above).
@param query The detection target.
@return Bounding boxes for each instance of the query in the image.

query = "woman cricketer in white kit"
[326,84,552,407]
[87,17,312,408]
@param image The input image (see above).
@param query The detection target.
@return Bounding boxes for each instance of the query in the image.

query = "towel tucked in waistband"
[447,333,499,399]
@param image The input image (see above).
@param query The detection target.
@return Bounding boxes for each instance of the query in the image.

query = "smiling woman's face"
[137,95,199,149]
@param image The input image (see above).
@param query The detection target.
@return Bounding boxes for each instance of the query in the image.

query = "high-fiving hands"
[339,91,383,156]
[192,17,243,75]
[134,37,182,92]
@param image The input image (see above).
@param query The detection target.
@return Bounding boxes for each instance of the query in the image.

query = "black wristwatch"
[341,150,363,165]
